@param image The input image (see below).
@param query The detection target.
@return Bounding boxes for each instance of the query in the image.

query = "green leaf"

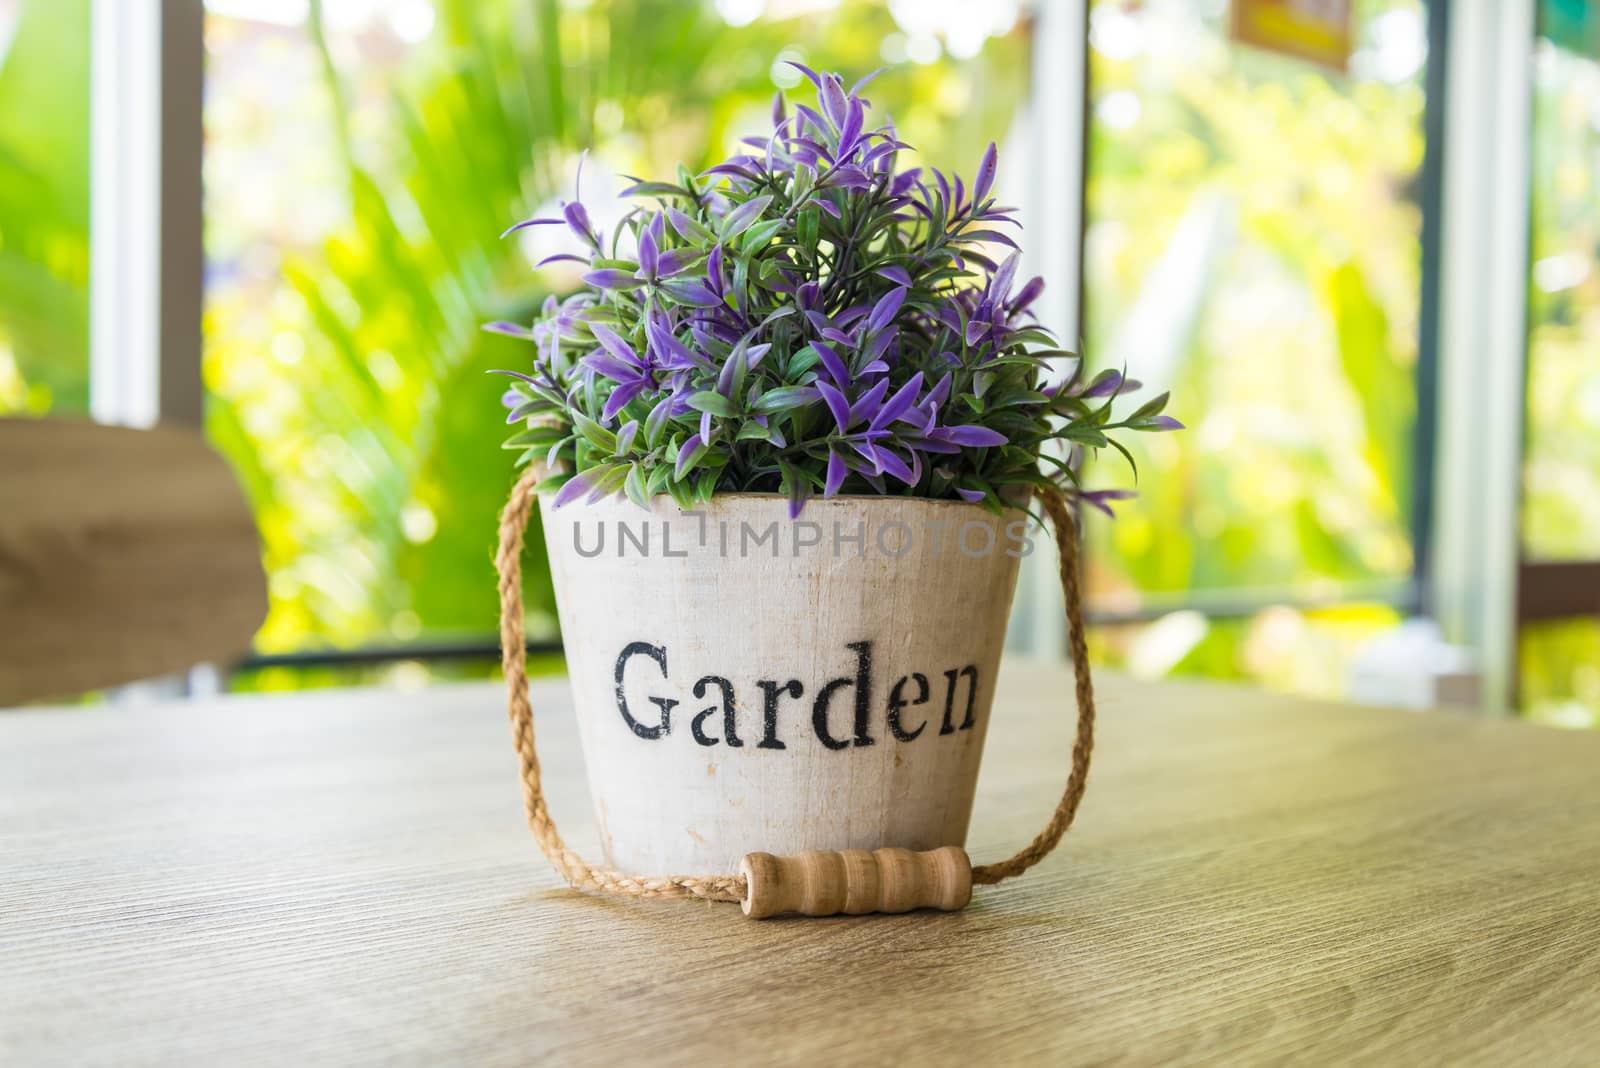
[644,401,672,449]
[668,476,695,511]
[736,420,774,442]
[592,463,630,499]
[752,385,819,414]
[623,463,649,508]
[792,163,815,202]
[622,181,696,200]
[675,436,710,478]
[503,424,567,448]
[667,211,713,242]
[535,472,575,494]
[798,206,819,253]
[788,345,821,378]
[686,390,738,417]
[572,412,617,452]
[1106,435,1139,482]
[1062,423,1109,448]
[1130,391,1170,420]
[741,217,786,252]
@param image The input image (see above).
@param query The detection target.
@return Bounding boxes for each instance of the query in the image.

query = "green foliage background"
[1080,0,1425,694]
[0,0,90,415]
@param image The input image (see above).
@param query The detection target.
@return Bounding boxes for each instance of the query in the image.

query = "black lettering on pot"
[614,641,677,739]
[807,641,873,750]
[811,640,875,749]
[887,672,930,742]
[690,674,742,748]
[610,641,983,751]
[757,678,804,750]
[940,665,979,735]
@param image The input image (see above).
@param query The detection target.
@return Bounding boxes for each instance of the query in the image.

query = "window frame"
[1071,5,1450,640]
[89,0,203,429]
[1511,0,1600,708]
[94,0,1578,708]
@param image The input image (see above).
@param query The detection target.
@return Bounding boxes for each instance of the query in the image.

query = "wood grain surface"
[0,419,266,703]
[3,664,1599,1066]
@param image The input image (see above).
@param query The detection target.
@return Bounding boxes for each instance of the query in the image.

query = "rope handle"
[496,466,1096,914]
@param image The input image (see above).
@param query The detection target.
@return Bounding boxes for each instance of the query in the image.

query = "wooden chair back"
[0,419,266,704]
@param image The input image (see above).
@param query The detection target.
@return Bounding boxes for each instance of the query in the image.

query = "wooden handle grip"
[740,846,972,919]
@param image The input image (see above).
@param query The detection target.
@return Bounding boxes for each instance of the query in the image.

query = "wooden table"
[4,664,1598,1065]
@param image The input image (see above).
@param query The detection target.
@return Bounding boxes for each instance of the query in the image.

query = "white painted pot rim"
[545,489,1032,513]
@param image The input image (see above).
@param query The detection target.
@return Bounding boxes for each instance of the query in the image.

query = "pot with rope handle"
[539,490,1027,876]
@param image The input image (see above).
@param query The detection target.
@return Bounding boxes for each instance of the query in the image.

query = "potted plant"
[490,66,1178,880]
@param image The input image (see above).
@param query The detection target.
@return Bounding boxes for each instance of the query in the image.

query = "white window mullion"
[89,0,204,428]
[1010,0,1088,660]
[1429,0,1536,712]
[90,0,162,427]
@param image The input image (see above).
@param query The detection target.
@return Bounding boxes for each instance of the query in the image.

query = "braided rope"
[496,465,1096,905]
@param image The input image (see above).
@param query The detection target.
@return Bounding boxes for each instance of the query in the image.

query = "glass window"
[0,0,91,417]
[1514,2,1600,730]
[1522,25,1600,561]
[1082,0,1430,693]
[1520,617,1600,729]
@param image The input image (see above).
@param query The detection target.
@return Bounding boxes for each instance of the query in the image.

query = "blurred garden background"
[1,0,1596,725]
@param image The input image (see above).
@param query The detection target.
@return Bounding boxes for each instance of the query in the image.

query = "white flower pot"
[541,492,1028,875]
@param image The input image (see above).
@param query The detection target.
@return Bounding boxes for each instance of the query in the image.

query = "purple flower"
[584,269,643,291]
[874,265,912,287]
[637,222,659,280]
[551,473,593,509]
[847,378,889,427]
[815,343,850,389]
[973,142,998,205]
[602,380,646,422]
[488,67,1179,518]
[1010,276,1044,315]
[816,380,850,433]
[1080,489,1137,517]
[588,323,642,369]
[720,195,773,239]
[819,72,848,131]
[866,287,907,334]
[931,424,1008,448]
[825,449,848,497]
[654,249,697,278]
[874,372,924,428]
[659,280,723,307]
[674,434,704,478]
